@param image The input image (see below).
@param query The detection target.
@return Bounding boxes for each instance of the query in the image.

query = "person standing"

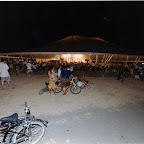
[70,64,74,73]
[58,66,62,79]
[61,66,73,95]
[135,68,140,80]
[9,62,13,75]
[26,61,32,76]
[32,62,36,75]
[0,58,13,90]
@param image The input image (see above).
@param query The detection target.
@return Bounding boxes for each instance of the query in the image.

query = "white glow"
[63,54,67,58]
[62,54,83,62]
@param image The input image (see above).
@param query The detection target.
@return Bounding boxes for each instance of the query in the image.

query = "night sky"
[0,1,144,53]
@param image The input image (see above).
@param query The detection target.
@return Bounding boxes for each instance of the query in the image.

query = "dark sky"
[0,1,144,52]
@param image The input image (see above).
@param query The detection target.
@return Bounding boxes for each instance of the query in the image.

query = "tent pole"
[104,55,109,63]
[107,55,113,63]
[95,55,98,64]
[102,55,105,63]
[105,55,110,63]
[104,55,107,63]
[89,54,92,63]
[125,56,129,63]
[134,56,138,65]
[135,56,141,65]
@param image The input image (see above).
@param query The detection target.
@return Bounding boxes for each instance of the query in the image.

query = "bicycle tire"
[55,84,62,93]
[12,121,45,144]
[86,83,94,91]
[70,85,81,94]
[39,87,47,95]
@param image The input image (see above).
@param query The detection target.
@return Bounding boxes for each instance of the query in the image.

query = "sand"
[1,74,144,144]
[0,74,144,117]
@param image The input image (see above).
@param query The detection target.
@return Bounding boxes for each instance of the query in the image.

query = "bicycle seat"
[0,113,18,123]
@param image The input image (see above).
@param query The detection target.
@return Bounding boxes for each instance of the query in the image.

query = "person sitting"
[48,66,58,96]
[61,66,73,95]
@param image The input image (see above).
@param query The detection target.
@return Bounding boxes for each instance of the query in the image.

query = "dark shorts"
[9,68,13,72]
[32,69,36,73]
[61,77,70,88]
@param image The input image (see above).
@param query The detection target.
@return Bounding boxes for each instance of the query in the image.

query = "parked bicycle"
[69,77,82,94]
[0,102,48,144]
[39,79,62,95]
[81,80,94,91]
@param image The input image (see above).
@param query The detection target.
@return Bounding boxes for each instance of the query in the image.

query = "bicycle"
[81,80,94,91]
[39,79,62,95]
[69,77,82,94]
[0,102,48,144]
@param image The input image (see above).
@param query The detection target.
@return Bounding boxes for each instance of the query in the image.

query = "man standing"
[0,58,13,90]
[26,60,32,76]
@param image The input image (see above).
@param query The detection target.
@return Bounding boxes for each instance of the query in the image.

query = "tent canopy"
[29,35,122,54]
[1,35,144,62]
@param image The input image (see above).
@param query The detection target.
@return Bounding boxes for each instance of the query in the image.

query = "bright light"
[62,54,83,62]
[142,63,144,64]
[63,54,67,58]
[78,54,82,58]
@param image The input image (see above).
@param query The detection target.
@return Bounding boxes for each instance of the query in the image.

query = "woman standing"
[48,66,57,96]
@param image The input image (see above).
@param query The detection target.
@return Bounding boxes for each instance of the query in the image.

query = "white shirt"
[26,62,32,70]
[58,68,61,76]
[42,63,46,67]
[0,62,10,77]
[70,66,74,72]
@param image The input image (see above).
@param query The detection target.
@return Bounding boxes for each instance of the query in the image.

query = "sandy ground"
[0,74,144,144]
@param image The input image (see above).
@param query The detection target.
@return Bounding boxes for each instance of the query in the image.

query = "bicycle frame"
[0,102,47,143]
[82,81,88,89]
[70,78,77,89]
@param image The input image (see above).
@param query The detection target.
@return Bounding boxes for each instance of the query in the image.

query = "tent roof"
[2,35,144,56]
[29,35,122,54]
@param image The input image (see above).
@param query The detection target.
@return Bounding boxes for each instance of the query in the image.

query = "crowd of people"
[0,58,144,92]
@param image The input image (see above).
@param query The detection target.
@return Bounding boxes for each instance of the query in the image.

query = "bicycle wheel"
[3,132,14,144]
[86,83,94,91]
[70,85,81,94]
[39,87,47,95]
[55,83,62,93]
[12,121,45,144]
